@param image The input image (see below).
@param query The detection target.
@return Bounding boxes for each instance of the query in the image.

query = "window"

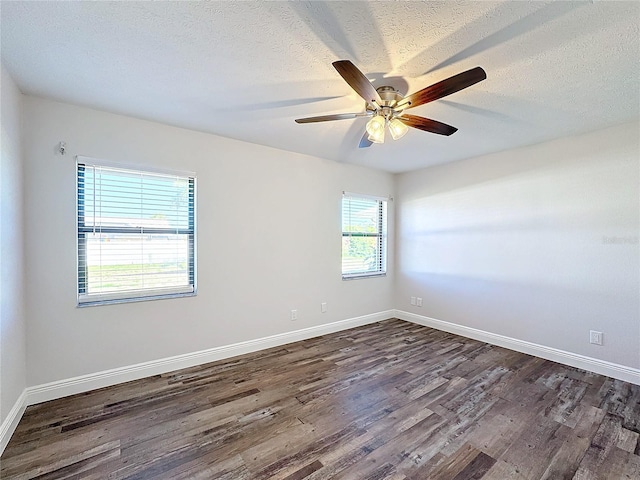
[341,192,387,279]
[77,157,196,305]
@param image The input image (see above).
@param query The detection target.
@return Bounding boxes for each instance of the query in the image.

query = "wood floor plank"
[2,318,639,479]
[500,416,572,479]
[422,442,481,479]
[538,405,605,480]
[334,412,449,479]
[481,459,529,480]
[465,411,530,459]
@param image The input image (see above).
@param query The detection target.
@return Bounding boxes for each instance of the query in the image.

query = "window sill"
[77,291,196,307]
[342,273,387,281]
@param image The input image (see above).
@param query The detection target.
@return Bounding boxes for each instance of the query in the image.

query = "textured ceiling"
[2,1,638,173]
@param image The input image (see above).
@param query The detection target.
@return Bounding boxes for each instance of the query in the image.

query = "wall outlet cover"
[589,330,603,346]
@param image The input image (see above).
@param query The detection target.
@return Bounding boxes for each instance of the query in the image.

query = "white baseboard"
[395,309,640,385]
[0,389,27,456]
[26,310,394,406]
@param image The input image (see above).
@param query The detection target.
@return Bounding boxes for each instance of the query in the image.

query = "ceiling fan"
[295,60,486,147]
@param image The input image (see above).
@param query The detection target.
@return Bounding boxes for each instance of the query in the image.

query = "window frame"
[341,192,388,280]
[76,156,197,306]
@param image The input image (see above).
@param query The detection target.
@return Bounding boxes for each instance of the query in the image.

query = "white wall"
[22,96,394,387]
[1,66,26,423]
[396,122,640,369]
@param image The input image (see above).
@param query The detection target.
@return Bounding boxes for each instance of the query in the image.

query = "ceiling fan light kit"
[366,115,386,143]
[388,117,409,140]
[295,60,486,148]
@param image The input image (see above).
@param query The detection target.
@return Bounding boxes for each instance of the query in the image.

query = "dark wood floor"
[2,319,639,479]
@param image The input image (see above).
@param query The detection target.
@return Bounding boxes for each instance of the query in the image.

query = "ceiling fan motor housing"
[367,86,405,120]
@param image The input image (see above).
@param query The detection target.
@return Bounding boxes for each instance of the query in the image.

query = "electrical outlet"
[290,309,298,321]
[417,297,423,307]
[589,330,603,345]
[321,302,327,313]
[410,296,416,306]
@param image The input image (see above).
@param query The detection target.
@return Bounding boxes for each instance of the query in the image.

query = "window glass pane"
[342,197,380,234]
[83,233,190,294]
[83,167,192,229]
[342,236,380,275]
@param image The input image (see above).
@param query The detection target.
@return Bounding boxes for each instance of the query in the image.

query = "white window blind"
[341,193,387,279]
[77,159,196,305]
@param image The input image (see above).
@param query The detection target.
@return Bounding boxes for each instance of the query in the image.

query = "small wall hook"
[58,141,66,155]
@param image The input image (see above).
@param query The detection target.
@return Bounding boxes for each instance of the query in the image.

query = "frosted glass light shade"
[389,118,409,140]
[366,115,386,144]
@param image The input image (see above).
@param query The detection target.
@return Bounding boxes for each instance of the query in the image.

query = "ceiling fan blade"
[398,114,458,136]
[295,113,369,123]
[333,60,383,106]
[397,67,486,109]
[358,132,373,148]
